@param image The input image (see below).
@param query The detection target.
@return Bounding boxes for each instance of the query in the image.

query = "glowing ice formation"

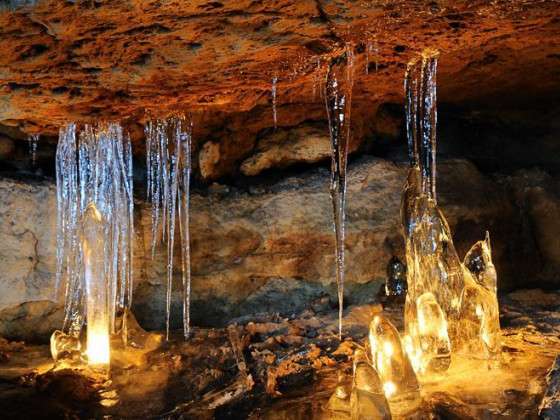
[401,49,500,373]
[350,350,391,420]
[145,117,193,340]
[55,122,134,365]
[368,315,419,400]
[82,203,110,366]
[325,44,354,340]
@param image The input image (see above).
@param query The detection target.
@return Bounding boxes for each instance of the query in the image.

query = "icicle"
[55,122,134,346]
[324,44,354,340]
[28,134,39,166]
[178,119,193,339]
[365,40,370,75]
[272,76,278,129]
[145,116,194,340]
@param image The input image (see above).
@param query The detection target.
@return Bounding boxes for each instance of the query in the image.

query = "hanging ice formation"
[324,44,354,340]
[54,122,134,350]
[401,49,501,374]
[28,133,39,166]
[271,76,278,129]
[145,117,193,340]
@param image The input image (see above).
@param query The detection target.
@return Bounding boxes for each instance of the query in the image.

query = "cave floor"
[0,289,557,419]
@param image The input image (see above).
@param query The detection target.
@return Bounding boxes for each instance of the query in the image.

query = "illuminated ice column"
[82,203,110,367]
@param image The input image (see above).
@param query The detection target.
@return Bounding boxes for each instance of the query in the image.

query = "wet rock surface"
[0,289,557,419]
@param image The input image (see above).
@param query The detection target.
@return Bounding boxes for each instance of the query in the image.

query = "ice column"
[82,203,110,366]
[401,49,500,372]
[54,122,134,365]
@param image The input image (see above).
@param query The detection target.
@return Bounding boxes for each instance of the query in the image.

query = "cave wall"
[2,155,559,340]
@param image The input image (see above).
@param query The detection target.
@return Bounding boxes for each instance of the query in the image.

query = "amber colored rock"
[0,0,558,181]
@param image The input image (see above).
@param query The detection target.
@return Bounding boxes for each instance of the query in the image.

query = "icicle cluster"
[145,117,193,340]
[402,49,501,374]
[55,122,134,337]
[324,44,354,340]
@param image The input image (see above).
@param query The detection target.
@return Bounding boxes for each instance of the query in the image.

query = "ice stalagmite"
[54,122,134,365]
[325,44,354,340]
[368,315,419,401]
[145,117,193,340]
[401,49,500,373]
[350,350,392,420]
[459,233,501,360]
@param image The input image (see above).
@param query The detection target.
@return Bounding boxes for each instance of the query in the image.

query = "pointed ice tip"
[84,202,102,222]
[485,231,492,250]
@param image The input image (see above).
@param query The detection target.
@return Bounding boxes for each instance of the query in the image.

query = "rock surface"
[0,0,559,179]
[240,125,331,176]
[1,156,556,337]
[0,289,557,419]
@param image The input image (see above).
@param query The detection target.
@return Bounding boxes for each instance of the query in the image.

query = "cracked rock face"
[0,0,559,179]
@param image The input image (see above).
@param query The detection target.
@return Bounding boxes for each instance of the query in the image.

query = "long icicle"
[56,122,134,340]
[179,118,193,339]
[324,44,354,340]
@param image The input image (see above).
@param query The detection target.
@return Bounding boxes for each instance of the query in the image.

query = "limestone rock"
[198,141,222,180]
[0,157,549,336]
[0,300,63,342]
[240,125,331,176]
[0,178,57,309]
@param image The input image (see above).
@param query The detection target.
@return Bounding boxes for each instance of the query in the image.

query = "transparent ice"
[324,44,354,340]
[349,349,391,420]
[55,123,134,345]
[368,315,419,400]
[28,133,39,166]
[401,49,500,373]
[145,117,193,340]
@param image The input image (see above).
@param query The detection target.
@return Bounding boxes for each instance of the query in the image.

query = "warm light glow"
[83,203,111,368]
[383,341,393,357]
[383,381,397,398]
[87,329,110,366]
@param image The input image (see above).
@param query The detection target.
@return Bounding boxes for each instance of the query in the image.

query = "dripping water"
[324,45,354,340]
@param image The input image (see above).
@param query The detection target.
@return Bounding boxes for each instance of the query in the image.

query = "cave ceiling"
[0,0,558,156]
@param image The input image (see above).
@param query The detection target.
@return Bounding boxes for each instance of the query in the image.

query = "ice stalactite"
[54,122,134,364]
[145,117,193,340]
[324,44,354,340]
[271,76,278,129]
[28,133,39,166]
[401,49,500,374]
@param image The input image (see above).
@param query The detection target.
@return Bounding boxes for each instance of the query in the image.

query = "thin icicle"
[145,117,194,340]
[28,134,39,166]
[324,44,354,340]
[272,76,278,129]
[178,119,193,339]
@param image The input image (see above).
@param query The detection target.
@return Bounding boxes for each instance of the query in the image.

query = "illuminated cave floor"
[0,289,557,419]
